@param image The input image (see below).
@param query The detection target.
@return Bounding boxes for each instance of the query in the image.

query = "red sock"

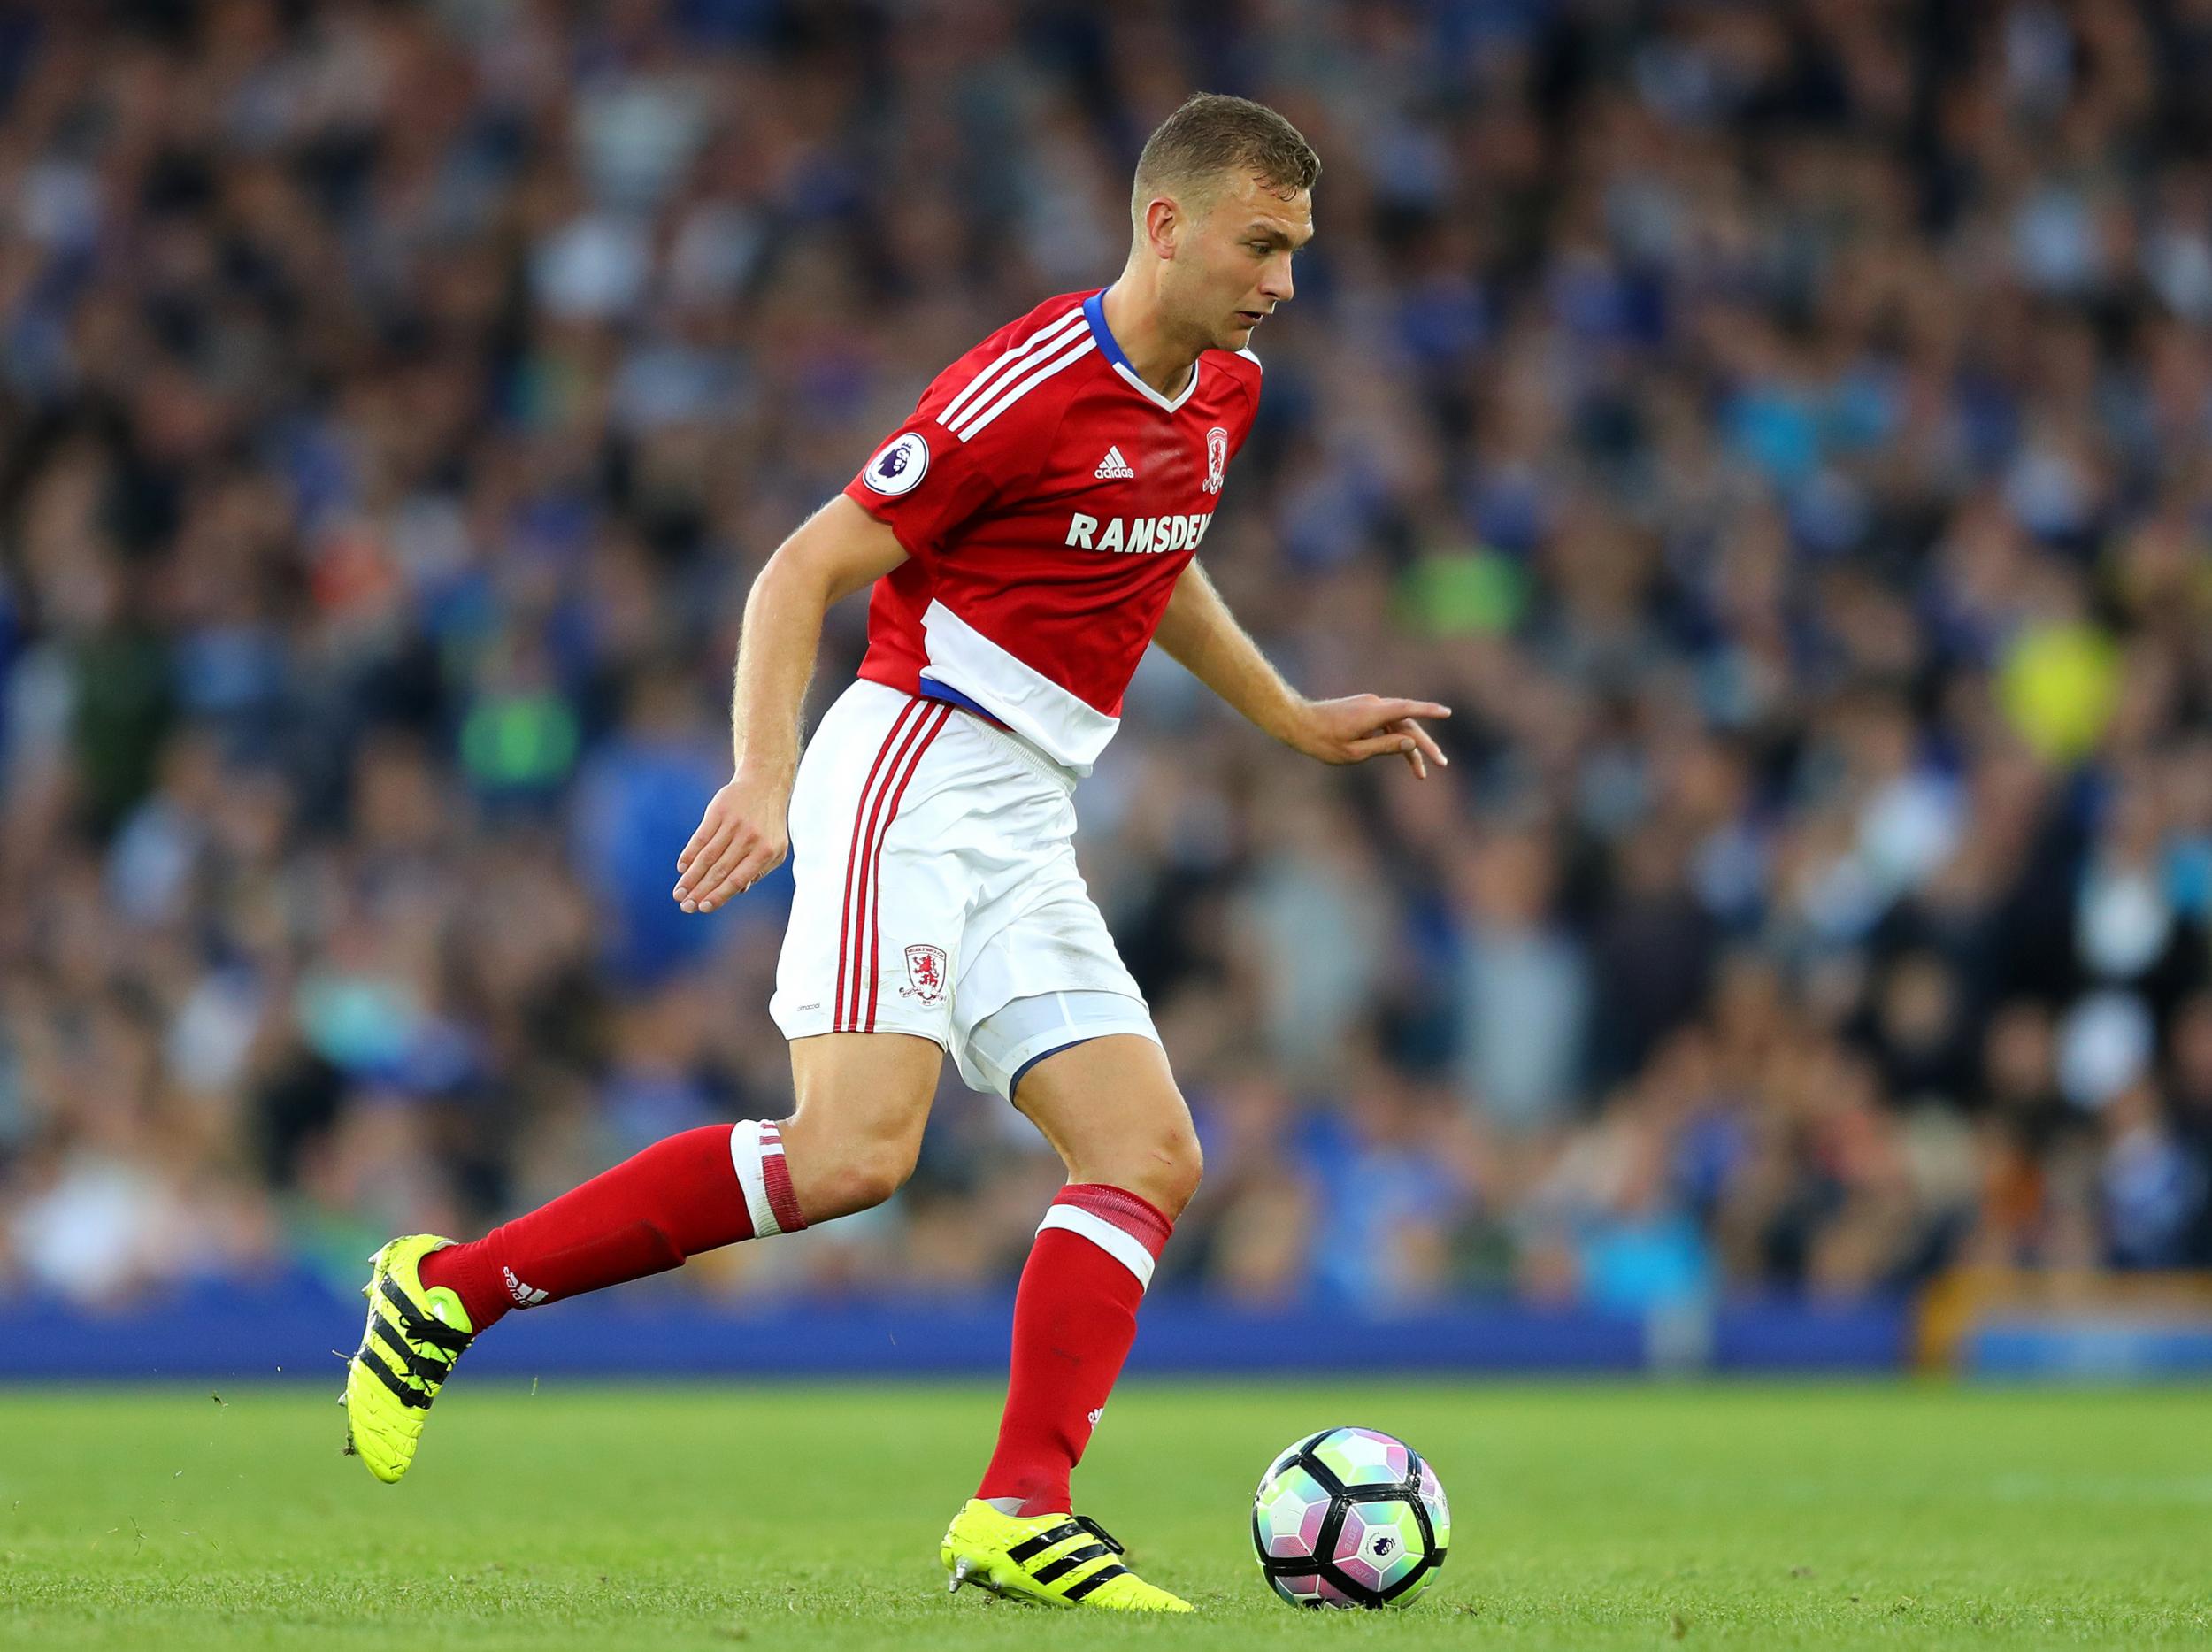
[976,1183,1173,1515]
[419,1121,806,1332]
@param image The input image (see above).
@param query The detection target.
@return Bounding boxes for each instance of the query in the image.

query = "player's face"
[1178,170,1312,351]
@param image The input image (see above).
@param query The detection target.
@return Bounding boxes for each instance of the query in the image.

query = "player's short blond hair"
[1131,93,1320,224]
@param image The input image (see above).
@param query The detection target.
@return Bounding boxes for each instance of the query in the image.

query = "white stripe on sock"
[729,1122,783,1237]
[1037,1204,1155,1290]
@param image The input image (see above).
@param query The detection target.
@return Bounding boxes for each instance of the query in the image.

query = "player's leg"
[417,1029,938,1325]
[345,680,959,1483]
[979,1029,1199,1512]
[342,1032,941,1481]
[780,1031,941,1218]
[940,991,1199,1611]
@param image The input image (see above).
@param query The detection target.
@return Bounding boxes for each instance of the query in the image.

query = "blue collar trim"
[1081,290,1130,373]
[1083,288,1197,411]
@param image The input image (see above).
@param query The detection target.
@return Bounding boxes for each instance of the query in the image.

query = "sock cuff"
[730,1121,808,1237]
[1036,1182,1174,1289]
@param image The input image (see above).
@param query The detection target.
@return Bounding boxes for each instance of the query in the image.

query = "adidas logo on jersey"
[1094,445,1135,480]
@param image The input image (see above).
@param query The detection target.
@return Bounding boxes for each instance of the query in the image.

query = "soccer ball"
[1250,1425,1449,1608]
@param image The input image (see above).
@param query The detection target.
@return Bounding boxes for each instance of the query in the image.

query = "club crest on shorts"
[901,942,948,1004]
[1202,425,1227,494]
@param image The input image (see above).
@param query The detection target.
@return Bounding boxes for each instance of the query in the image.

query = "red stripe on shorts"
[864,704,952,1031]
[839,701,947,1030]
[841,707,947,1034]
[834,698,924,1033]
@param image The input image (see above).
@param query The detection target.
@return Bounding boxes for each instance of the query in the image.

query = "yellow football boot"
[941,1499,1193,1611]
[341,1234,475,1483]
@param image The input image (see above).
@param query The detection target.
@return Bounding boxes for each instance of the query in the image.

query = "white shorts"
[770,680,1159,1097]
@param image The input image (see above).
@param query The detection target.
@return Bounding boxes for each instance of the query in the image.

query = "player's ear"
[1142,195,1180,258]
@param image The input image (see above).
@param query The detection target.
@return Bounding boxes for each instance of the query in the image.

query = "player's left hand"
[1290,695,1451,778]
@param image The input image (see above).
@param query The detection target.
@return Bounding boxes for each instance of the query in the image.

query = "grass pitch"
[0,1380,2206,1649]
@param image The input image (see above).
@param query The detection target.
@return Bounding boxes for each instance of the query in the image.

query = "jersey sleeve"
[842,371,1050,563]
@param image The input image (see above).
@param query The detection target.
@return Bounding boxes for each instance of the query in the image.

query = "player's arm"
[672,496,908,913]
[1153,558,1449,779]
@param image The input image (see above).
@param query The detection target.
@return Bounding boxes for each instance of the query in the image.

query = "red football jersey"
[842,288,1262,772]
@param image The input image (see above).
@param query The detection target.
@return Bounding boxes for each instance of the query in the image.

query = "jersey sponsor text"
[1063,512,1214,555]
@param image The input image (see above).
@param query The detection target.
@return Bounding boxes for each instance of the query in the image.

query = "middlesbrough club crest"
[902,943,948,1004]
[1202,426,1227,494]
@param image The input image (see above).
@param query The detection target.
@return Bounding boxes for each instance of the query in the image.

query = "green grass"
[1,1381,2208,1649]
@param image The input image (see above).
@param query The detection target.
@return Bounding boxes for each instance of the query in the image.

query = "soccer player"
[342,92,1448,1612]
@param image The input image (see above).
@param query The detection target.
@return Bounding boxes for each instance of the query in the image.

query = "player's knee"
[1152,1120,1204,1218]
[849,1133,921,1211]
[781,1105,923,1223]
[813,1132,920,1218]
[1099,1113,1202,1221]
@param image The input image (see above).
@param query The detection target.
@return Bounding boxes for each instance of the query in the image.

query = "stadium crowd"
[8,0,2212,1314]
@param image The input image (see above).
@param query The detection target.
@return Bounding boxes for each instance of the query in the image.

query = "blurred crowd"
[9,0,2212,1313]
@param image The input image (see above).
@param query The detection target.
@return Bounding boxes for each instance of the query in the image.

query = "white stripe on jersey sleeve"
[935,306,1087,430]
[946,334,1097,440]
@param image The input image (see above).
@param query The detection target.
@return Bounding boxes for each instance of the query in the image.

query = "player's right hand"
[1290,695,1451,779]
[673,772,790,913]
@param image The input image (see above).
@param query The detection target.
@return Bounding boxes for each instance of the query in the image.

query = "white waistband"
[934,692,1079,793]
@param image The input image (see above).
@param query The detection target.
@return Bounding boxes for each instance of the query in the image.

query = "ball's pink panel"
[1254,1463,1333,1560]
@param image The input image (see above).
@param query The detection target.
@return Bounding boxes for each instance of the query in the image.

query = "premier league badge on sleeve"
[1202,426,1227,494]
[864,432,930,495]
